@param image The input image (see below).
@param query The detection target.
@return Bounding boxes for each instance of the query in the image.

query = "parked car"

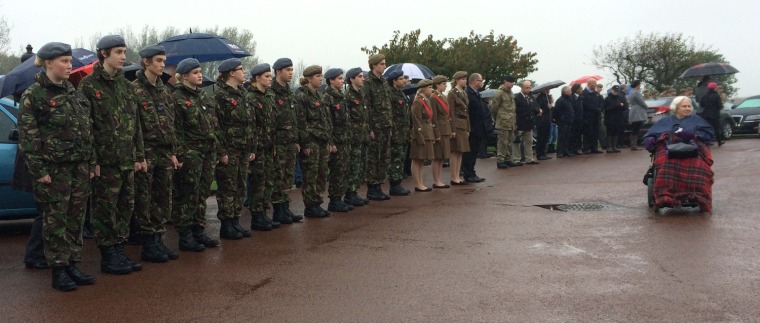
[640,96,735,140]
[0,97,38,219]
[728,95,760,134]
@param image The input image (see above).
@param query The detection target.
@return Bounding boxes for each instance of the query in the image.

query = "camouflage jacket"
[131,70,178,154]
[344,85,370,144]
[19,73,94,179]
[491,86,517,130]
[362,72,393,131]
[296,86,333,148]
[246,84,276,152]
[323,86,349,144]
[172,83,219,156]
[389,87,411,143]
[214,81,254,155]
[270,80,299,145]
[79,63,144,170]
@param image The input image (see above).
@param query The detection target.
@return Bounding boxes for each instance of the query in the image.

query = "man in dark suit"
[463,73,486,183]
[582,79,604,153]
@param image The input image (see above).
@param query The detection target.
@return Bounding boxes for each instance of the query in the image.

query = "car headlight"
[745,115,760,121]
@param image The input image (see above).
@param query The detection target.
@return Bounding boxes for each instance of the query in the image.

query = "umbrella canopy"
[401,83,417,96]
[569,75,603,86]
[679,62,739,78]
[479,88,497,98]
[383,63,435,80]
[68,61,98,86]
[160,33,252,65]
[531,80,566,93]
[0,48,97,98]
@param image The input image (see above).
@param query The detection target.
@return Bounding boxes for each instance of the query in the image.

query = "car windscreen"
[736,98,760,109]
[645,98,670,107]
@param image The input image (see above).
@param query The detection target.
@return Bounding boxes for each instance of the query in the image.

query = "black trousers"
[583,118,600,151]
[23,215,45,264]
[704,117,722,143]
[463,135,484,177]
[557,124,573,155]
[535,121,551,157]
[571,120,584,152]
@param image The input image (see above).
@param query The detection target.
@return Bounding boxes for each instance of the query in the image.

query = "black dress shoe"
[537,155,552,160]
[414,187,433,192]
[433,184,450,189]
[450,180,468,186]
[506,161,521,167]
[464,176,485,183]
[496,162,509,169]
[526,161,540,165]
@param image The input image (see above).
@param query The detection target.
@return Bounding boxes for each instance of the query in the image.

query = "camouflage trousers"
[366,128,392,185]
[92,165,134,247]
[33,162,89,266]
[272,143,298,204]
[215,148,248,220]
[328,142,351,198]
[248,146,277,212]
[134,145,173,235]
[496,128,516,163]
[388,140,408,182]
[301,141,329,207]
[173,149,215,231]
[346,141,368,194]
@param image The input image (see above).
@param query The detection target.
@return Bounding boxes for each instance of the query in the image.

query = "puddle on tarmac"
[535,203,626,212]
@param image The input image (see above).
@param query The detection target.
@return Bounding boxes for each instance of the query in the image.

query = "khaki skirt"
[450,131,470,153]
[433,135,451,159]
[410,139,434,160]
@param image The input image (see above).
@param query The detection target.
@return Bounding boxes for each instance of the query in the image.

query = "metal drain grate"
[535,203,625,212]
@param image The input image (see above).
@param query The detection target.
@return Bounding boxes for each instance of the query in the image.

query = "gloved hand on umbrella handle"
[645,137,657,152]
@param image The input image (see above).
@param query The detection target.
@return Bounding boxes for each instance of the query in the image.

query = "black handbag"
[666,133,698,159]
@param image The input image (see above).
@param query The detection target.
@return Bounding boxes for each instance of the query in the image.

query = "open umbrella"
[160,33,252,65]
[0,48,97,98]
[531,80,565,93]
[383,63,435,80]
[68,61,98,86]
[679,62,739,78]
[569,75,603,86]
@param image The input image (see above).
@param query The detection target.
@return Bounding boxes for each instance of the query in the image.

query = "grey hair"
[669,96,690,113]
[560,86,570,93]
[468,73,482,84]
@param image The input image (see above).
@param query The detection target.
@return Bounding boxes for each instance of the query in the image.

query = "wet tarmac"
[1,137,759,322]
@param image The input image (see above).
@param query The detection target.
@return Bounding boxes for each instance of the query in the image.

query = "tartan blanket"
[653,134,714,213]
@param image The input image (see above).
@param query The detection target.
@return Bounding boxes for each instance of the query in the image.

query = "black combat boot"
[155,234,179,260]
[219,218,242,240]
[304,206,328,218]
[231,217,252,237]
[366,184,386,201]
[141,234,169,263]
[251,211,273,231]
[192,226,220,248]
[272,203,294,224]
[116,244,142,272]
[378,183,392,200]
[389,180,411,196]
[178,230,205,252]
[328,197,351,212]
[344,192,365,207]
[99,246,132,275]
[65,264,96,285]
[52,266,77,292]
[283,202,304,222]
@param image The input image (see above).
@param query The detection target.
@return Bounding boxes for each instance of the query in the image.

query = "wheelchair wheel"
[647,168,656,208]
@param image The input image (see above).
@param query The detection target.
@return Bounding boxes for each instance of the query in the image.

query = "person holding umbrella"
[535,88,553,160]
[79,35,145,275]
[131,45,181,262]
[410,79,436,192]
[602,85,627,153]
[429,75,452,187]
[323,68,354,212]
[172,58,222,251]
[19,42,97,291]
[699,82,724,146]
[343,67,371,207]
[447,71,470,185]
[387,70,412,196]
[363,54,393,201]
[582,79,604,154]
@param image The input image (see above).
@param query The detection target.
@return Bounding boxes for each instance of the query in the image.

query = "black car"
[728,95,760,134]
[640,96,736,140]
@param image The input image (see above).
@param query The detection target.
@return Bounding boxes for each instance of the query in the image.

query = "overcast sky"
[3,0,757,97]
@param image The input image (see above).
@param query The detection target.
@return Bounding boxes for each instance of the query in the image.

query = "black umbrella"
[160,33,252,65]
[0,48,98,98]
[531,80,565,93]
[679,62,739,78]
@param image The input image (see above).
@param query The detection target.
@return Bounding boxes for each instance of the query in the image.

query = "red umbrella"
[69,61,97,86]
[569,75,603,86]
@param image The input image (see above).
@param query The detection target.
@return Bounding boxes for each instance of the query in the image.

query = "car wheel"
[722,120,733,140]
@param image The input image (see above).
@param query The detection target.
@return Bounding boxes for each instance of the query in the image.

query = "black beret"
[138,45,165,58]
[250,63,271,77]
[324,68,343,80]
[218,58,242,73]
[303,65,322,77]
[611,85,620,91]
[385,70,404,81]
[273,58,293,70]
[346,67,363,79]
[503,75,516,82]
[96,35,127,50]
[176,58,201,74]
[37,42,72,60]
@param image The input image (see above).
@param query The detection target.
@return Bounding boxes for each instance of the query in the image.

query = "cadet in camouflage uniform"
[172,58,222,252]
[363,54,393,201]
[296,65,333,218]
[19,42,97,291]
[270,58,304,223]
[343,68,370,207]
[490,75,521,169]
[386,70,412,196]
[213,58,255,240]
[246,63,287,231]
[131,45,180,263]
[79,35,145,275]
[323,68,353,213]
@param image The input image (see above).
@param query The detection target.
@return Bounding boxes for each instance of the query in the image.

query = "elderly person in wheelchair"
[643,96,715,213]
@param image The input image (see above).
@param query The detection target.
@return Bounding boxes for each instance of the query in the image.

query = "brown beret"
[452,71,468,80]
[417,79,433,88]
[303,65,322,77]
[432,75,448,85]
[368,54,385,66]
